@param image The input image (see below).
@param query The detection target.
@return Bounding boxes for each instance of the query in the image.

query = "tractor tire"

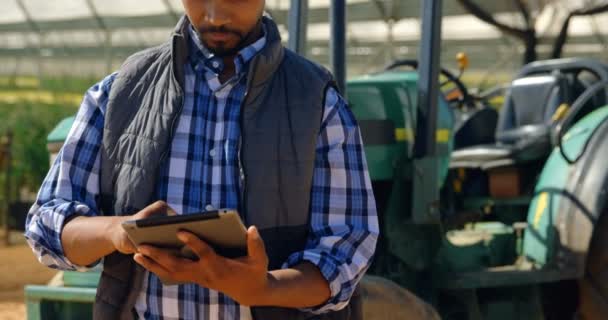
[578,209,608,319]
[360,275,441,320]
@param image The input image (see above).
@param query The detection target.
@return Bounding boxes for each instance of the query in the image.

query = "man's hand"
[134,226,271,306]
[60,200,175,267]
[108,200,173,254]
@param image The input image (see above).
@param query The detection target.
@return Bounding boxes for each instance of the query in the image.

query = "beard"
[196,20,262,57]
[198,26,246,57]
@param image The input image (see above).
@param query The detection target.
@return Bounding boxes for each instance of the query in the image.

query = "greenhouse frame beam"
[14,0,40,33]
[15,0,44,78]
[371,0,397,64]
[371,0,389,21]
[85,0,113,73]
[85,0,109,33]
[162,0,181,23]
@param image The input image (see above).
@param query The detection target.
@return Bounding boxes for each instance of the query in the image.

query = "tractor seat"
[450,74,570,170]
[453,107,499,150]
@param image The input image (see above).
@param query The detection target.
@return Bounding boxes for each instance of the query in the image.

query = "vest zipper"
[239,51,262,226]
[159,96,185,183]
[238,90,248,225]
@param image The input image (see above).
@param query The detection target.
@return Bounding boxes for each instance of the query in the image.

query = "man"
[25,0,378,319]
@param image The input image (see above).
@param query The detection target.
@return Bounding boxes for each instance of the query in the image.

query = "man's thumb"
[247,226,266,261]
[135,200,169,219]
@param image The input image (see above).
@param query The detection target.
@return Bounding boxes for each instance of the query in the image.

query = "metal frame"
[287,0,308,55]
[330,0,347,93]
[415,0,442,158]
[411,0,443,223]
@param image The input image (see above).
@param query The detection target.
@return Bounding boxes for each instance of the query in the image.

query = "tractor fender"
[559,114,608,276]
[523,106,608,276]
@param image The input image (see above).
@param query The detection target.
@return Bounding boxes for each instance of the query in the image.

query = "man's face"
[182,0,265,57]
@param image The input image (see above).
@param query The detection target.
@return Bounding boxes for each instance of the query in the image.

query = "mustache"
[199,26,244,40]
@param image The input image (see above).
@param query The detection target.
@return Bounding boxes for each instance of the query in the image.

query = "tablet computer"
[121,209,248,260]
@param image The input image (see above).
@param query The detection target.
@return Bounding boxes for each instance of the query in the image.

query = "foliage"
[0,75,98,94]
[0,96,80,201]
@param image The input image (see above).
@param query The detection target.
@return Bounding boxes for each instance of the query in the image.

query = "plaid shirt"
[25,24,378,320]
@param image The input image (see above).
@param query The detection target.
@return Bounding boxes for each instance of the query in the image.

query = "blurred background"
[1,0,608,318]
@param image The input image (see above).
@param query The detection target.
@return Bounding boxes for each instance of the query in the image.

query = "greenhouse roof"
[1,0,607,77]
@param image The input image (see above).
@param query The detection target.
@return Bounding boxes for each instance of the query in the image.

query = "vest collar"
[169,15,284,93]
[169,15,190,92]
[246,16,285,90]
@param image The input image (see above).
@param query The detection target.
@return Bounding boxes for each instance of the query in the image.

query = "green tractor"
[351,54,608,319]
[26,0,608,319]
[343,3,608,320]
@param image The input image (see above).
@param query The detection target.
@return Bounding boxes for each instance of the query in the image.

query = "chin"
[209,46,241,57]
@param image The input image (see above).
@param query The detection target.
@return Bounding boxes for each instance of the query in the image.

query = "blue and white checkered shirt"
[25,24,378,320]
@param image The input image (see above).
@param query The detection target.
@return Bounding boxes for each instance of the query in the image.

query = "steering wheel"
[384,59,474,109]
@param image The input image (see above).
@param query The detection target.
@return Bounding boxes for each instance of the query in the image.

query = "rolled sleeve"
[282,87,379,313]
[25,199,99,271]
[24,73,116,271]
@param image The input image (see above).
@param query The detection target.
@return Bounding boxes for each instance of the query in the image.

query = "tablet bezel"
[121,209,248,259]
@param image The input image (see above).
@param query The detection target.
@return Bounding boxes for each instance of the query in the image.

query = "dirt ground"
[0,232,58,320]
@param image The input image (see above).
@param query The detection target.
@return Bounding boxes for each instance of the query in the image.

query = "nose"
[203,1,231,26]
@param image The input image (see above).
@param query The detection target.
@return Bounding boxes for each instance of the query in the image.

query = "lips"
[206,32,233,42]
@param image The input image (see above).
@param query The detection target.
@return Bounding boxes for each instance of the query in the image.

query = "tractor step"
[439,265,578,290]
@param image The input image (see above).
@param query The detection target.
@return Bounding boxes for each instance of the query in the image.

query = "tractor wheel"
[578,208,608,319]
[360,275,441,320]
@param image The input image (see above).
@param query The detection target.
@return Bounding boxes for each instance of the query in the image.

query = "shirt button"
[205,204,215,211]
[209,148,217,157]
[212,61,220,68]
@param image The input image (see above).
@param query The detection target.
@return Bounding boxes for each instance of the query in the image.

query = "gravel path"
[0,233,58,320]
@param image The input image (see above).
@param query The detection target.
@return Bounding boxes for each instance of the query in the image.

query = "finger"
[166,206,177,216]
[138,245,183,271]
[136,200,168,219]
[246,226,267,262]
[122,238,138,254]
[134,253,171,279]
[177,231,217,261]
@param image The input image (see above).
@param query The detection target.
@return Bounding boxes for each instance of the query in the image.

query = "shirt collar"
[188,23,267,76]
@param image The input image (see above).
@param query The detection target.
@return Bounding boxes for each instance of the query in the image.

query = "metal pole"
[287,0,308,55]
[330,0,347,93]
[414,0,442,158]
[411,0,443,223]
